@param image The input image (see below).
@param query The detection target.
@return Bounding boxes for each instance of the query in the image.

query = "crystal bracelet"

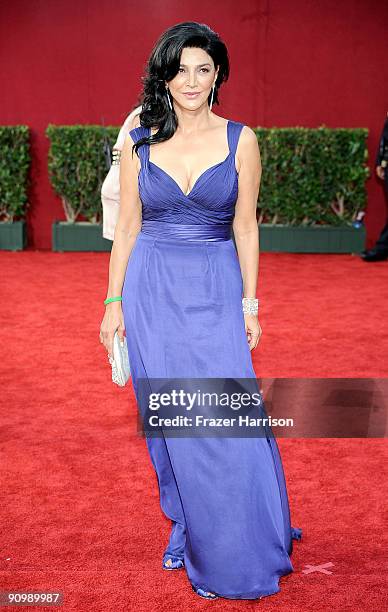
[242,297,259,315]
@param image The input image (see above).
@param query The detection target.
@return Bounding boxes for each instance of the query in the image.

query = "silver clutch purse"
[108,331,131,386]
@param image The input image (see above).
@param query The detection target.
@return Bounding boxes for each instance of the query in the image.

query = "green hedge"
[46,124,119,223]
[45,124,369,226]
[0,126,30,222]
[254,126,369,225]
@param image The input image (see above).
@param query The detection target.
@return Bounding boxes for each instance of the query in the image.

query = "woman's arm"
[232,126,262,349]
[100,131,142,357]
[107,131,142,296]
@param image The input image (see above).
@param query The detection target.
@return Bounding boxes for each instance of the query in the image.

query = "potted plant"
[0,126,30,250]
[254,126,369,253]
[47,124,118,251]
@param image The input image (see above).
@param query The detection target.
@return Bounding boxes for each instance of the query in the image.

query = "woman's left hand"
[244,314,262,350]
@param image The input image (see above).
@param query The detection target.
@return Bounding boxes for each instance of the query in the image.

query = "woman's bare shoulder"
[239,124,258,144]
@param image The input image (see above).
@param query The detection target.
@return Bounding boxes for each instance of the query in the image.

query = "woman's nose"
[187,72,198,87]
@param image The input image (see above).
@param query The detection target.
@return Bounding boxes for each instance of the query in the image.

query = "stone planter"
[258,223,366,253]
[52,221,111,252]
[0,221,27,250]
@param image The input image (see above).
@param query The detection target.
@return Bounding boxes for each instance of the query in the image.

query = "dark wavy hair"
[131,21,230,158]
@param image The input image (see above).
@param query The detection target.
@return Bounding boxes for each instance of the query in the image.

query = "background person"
[361,111,388,262]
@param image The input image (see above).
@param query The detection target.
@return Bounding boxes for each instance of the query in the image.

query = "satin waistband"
[140,220,232,242]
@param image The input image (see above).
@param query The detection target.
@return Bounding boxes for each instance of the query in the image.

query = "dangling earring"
[209,83,216,111]
[165,86,173,111]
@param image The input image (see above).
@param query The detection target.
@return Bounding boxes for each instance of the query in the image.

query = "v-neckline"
[147,120,231,198]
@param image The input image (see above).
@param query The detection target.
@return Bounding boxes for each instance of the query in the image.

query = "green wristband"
[104,296,122,305]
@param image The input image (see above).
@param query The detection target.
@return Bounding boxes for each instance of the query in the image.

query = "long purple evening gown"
[121,119,302,600]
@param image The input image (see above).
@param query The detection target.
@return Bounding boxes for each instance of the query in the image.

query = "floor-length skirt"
[121,230,300,599]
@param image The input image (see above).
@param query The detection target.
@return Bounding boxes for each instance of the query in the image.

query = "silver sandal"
[162,554,185,571]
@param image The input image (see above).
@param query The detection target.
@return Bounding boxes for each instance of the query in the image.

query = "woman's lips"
[183,92,200,98]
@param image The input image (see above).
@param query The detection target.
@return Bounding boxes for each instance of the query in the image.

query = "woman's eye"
[178,67,210,73]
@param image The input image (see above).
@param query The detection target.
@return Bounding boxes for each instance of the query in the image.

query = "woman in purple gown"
[100,21,301,601]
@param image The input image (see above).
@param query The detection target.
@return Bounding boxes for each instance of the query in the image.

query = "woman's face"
[166,46,218,110]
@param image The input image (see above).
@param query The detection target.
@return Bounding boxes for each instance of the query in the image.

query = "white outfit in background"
[101,106,142,240]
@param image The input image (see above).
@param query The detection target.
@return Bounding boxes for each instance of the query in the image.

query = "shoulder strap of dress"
[228,121,245,156]
[128,126,150,162]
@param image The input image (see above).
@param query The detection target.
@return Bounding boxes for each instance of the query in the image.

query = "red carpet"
[1,251,387,611]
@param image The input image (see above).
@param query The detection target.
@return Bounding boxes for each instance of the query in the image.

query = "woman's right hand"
[376,165,385,180]
[99,302,126,359]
